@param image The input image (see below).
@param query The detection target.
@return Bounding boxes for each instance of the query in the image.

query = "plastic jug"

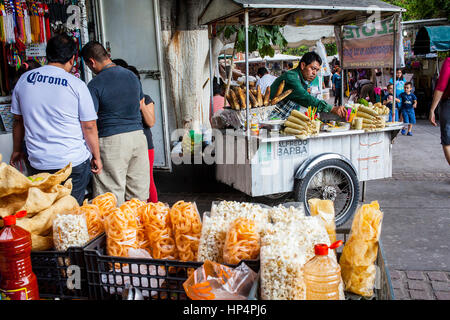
[0,211,40,300]
[303,241,343,300]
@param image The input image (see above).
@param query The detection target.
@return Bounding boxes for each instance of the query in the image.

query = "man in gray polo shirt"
[81,41,150,204]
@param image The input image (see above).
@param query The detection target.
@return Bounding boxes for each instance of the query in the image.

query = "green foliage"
[383,0,450,21]
[282,46,309,57]
[325,43,338,56]
[219,25,288,58]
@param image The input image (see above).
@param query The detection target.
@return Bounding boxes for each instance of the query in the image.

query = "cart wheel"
[294,159,360,227]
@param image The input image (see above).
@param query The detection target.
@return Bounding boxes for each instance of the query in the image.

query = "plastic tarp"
[414,26,450,55]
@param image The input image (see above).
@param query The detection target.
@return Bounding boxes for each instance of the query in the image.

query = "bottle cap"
[314,241,344,256]
[2,211,27,227]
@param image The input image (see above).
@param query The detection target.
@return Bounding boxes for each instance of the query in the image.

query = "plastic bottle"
[0,211,40,300]
[303,241,343,300]
[250,113,259,136]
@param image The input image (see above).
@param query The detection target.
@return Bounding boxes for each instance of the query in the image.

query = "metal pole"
[245,9,250,137]
[209,35,214,119]
[393,15,397,121]
[340,26,345,106]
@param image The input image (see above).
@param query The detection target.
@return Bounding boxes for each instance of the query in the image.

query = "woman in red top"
[429,57,450,165]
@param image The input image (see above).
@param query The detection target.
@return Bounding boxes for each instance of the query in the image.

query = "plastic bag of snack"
[138,202,177,260]
[104,207,139,258]
[339,201,383,297]
[183,260,257,300]
[308,199,337,243]
[120,200,148,252]
[223,218,260,265]
[80,200,104,239]
[52,210,90,252]
[92,192,117,219]
[169,201,202,262]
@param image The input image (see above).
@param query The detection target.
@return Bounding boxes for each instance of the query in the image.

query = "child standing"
[383,84,401,122]
[399,82,417,136]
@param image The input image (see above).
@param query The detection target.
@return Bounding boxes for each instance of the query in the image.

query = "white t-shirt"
[11,65,97,170]
[256,74,278,95]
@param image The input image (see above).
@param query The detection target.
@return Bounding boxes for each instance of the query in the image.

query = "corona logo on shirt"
[27,72,69,87]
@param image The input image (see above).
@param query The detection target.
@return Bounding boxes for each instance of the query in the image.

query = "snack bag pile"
[0,157,78,251]
[339,201,384,297]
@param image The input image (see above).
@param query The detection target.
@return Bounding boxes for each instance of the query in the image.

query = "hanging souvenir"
[0,2,6,43]
[30,1,40,44]
[4,0,16,44]
[23,0,31,44]
[43,3,51,40]
[14,0,25,44]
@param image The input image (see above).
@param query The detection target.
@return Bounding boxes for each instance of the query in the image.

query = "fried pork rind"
[339,201,383,297]
[0,158,78,251]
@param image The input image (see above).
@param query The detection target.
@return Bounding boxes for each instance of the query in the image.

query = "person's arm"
[81,120,102,175]
[10,115,25,166]
[271,72,335,114]
[141,99,156,128]
[430,58,450,126]
[429,90,444,127]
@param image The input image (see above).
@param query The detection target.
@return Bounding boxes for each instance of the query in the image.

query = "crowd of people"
[10,34,159,206]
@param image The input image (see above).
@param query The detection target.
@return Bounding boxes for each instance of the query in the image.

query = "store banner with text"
[342,17,404,69]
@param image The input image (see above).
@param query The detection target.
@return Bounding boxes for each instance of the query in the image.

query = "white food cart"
[200,0,406,226]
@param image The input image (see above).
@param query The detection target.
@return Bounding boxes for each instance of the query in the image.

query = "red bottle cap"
[2,211,27,227]
[314,241,344,256]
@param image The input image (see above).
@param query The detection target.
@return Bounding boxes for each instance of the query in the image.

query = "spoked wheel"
[294,159,360,227]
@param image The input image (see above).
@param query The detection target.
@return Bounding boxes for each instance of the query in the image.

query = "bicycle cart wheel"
[294,159,359,227]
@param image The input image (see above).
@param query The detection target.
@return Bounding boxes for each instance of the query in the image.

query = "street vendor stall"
[201,0,405,226]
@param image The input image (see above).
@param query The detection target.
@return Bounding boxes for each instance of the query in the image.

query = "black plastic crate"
[84,234,260,300]
[30,234,103,300]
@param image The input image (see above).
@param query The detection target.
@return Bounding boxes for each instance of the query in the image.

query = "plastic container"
[303,241,343,300]
[0,211,40,300]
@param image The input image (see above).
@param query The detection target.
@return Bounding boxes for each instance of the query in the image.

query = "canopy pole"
[340,26,344,106]
[393,14,397,121]
[209,26,214,120]
[245,9,250,138]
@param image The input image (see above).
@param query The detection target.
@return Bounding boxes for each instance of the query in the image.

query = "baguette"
[249,90,259,108]
[236,87,247,109]
[263,87,271,106]
[230,90,240,110]
[257,86,263,106]
[226,93,236,110]
[271,89,293,105]
[291,110,311,122]
[274,80,286,98]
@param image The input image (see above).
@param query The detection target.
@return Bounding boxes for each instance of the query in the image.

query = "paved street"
[155,119,450,300]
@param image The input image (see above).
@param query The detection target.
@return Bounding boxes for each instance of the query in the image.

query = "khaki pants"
[93,130,150,205]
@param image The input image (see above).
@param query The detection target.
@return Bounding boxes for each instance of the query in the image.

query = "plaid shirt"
[269,100,308,120]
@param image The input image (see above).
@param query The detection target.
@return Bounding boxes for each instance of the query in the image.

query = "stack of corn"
[283,110,318,140]
[373,102,390,116]
[355,105,386,131]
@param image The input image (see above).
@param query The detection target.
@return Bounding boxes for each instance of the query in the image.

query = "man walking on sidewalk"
[81,42,150,204]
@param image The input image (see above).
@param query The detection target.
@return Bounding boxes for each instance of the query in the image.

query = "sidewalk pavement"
[154,120,450,300]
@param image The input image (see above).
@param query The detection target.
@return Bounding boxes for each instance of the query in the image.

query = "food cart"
[200,0,406,226]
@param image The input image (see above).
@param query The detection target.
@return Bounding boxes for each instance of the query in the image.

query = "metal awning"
[199,0,405,26]
[413,26,450,55]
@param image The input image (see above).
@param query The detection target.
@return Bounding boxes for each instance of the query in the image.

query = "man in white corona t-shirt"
[10,34,102,205]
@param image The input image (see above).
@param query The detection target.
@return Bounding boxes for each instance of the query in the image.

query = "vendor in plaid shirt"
[269,52,347,120]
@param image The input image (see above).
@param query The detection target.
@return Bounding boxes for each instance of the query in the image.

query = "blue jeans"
[30,159,92,206]
[402,108,416,125]
[388,107,399,122]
